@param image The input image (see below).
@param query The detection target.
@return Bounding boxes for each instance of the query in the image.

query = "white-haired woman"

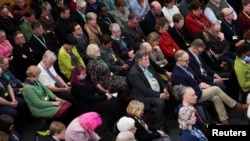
[178,106,208,141]
[116,116,137,134]
[86,44,129,101]
[109,23,135,66]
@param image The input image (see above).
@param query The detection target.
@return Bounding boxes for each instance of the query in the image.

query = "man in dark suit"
[187,38,228,92]
[54,5,75,45]
[122,13,146,51]
[171,49,249,124]
[140,0,164,36]
[29,21,58,65]
[128,49,170,130]
[71,0,87,29]
[96,4,117,35]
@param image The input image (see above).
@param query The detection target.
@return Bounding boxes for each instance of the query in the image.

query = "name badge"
[44,95,49,101]
[110,72,113,77]
[151,79,159,85]
[232,35,238,40]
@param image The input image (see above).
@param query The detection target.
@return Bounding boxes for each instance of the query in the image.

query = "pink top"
[0,40,13,57]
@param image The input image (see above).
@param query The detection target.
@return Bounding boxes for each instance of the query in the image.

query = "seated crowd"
[0,0,250,140]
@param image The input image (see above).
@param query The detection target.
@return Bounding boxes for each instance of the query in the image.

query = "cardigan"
[58,46,85,79]
[234,56,250,92]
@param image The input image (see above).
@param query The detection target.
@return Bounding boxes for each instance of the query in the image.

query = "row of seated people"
[0,33,250,140]
[0,0,250,138]
[0,0,246,78]
[0,0,247,55]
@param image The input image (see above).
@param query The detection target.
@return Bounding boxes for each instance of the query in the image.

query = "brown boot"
[236,104,249,112]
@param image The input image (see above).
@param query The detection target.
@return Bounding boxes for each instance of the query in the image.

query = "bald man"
[221,7,243,51]
[140,1,164,36]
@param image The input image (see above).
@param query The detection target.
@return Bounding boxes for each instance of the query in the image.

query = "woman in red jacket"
[184,1,210,38]
[156,17,180,71]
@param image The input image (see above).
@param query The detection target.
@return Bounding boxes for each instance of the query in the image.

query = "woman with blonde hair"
[84,12,102,45]
[22,65,73,124]
[126,100,171,141]
[146,32,168,68]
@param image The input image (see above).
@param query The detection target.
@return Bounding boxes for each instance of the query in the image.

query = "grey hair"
[109,23,120,33]
[115,131,136,141]
[191,38,206,49]
[173,84,191,101]
[116,116,135,132]
[134,49,148,63]
[76,0,87,9]
[86,12,97,21]
[42,50,57,61]
[178,106,195,130]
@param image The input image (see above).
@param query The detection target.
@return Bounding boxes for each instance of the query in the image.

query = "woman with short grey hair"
[178,106,208,141]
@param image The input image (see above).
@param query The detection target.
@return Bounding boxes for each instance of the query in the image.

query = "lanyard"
[222,20,236,35]
[2,72,10,82]
[243,11,250,20]
[33,34,47,49]
[93,58,109,71]
[133,116,152,133]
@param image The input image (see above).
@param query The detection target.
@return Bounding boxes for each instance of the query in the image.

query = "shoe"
[236,104,249,112]
[37,130,50,136]
[221,119,229,125]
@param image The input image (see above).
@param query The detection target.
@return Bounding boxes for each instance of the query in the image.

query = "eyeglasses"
[225,11,233,16]
[180,59,189,63]
[113,30,121,33]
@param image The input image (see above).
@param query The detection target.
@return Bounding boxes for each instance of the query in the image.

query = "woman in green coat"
[22,65,72,120]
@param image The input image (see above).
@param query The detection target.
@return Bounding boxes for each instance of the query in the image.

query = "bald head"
[175,50,189,67]
[151,1,162,15]
[221,8,234,20]
[140,42,153,54]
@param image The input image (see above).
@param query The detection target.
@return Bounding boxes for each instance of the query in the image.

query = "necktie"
[185,67,194,79]
[46,68,64,88]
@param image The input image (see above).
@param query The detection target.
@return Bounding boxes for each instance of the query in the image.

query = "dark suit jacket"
[171,65,202,100]
[187,49,215,83]
[168,26,191,50]
[128,63,167,102]
[97,15,116,35]
[99,45,125,75]
[128,115,161,141]
[28,33,58,65]
[71,10,86,28]
[200,50,223,72]
[122,25,146,51]
[54,16,75,45]
[111,36,134,60]
[139,11,164,36]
